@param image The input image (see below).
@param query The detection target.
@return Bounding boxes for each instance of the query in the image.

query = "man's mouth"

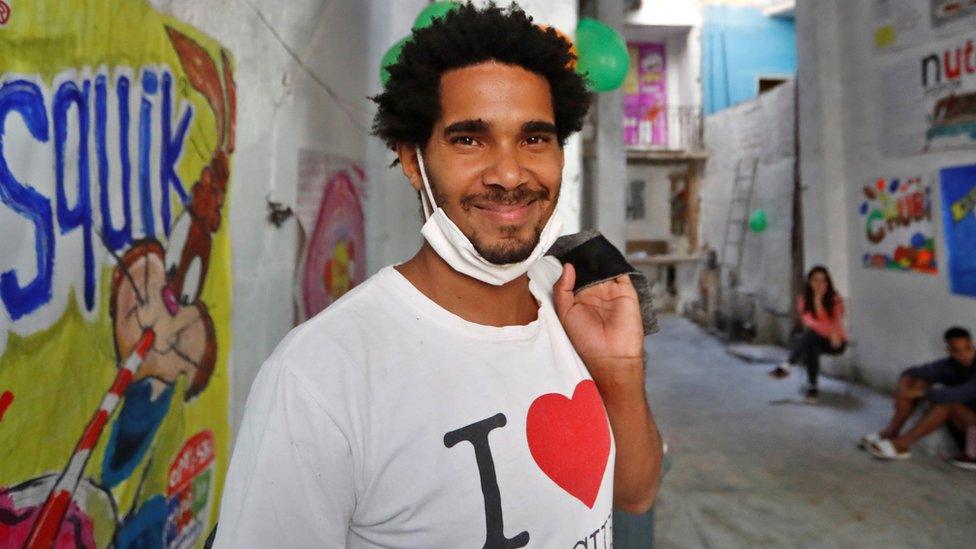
[472,199,538,224]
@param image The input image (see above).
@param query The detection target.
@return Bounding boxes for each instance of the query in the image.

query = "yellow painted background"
[0,0,232,546]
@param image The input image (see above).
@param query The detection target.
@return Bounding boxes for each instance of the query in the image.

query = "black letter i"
[444,413,530,549]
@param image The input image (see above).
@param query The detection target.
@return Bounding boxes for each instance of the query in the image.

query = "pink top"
[798,294,847,340]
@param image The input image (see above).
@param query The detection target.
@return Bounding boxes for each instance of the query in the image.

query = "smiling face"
[399,61,564,265]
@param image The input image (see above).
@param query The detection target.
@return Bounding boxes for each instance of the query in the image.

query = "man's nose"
[484,146,524,189]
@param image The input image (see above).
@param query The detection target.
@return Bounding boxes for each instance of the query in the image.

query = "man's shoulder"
[269,268,402,371]
[307,267,395,323]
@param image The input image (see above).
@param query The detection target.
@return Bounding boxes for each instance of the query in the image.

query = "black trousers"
[788,328,846,386]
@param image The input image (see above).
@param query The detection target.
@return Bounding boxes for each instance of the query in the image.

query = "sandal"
[867,439,911,460]
[859,432,881,449]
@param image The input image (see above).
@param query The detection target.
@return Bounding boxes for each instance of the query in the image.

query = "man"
[215,5,662,547]
[864,327,976,469]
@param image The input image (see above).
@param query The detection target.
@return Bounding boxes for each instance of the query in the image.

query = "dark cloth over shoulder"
[547,230,659,337]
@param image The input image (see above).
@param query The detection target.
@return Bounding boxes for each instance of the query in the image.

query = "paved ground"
[646,316,976,548]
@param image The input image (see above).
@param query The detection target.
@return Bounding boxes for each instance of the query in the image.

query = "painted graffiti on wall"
[872,0,976,53]
[0,1,233,546]
[294,151,367,323]
[940,163,976,298]
[878,31,976,156]
[859,176,937,274]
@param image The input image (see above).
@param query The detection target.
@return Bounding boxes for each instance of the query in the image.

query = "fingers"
[558,262,576,291]
[553,263,576,316]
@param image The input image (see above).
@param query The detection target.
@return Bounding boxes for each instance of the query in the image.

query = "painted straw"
[25,329,156,549]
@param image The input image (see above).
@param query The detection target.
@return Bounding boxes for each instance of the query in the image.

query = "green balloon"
[380,37,409,86]
[748,209,768,233]
[575,17,629,92]
[413,1,459,30]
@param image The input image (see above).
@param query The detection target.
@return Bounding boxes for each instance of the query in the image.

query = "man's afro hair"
[371,2,592,150]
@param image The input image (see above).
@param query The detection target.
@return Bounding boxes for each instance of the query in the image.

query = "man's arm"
[553,264,663,514]
[214,362,356,547]
[583,356,663,514]
[902,359,952,385]
[928,375,976,404]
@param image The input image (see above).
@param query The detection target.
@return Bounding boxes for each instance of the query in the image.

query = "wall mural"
[294,151,367,323]
[872,0,976,54]
[876,22,976,156]
[0,1,234,546]
[940,163,976,298]
[859,176,937,274]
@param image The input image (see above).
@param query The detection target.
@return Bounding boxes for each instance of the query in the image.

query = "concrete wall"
[625,165,675,243]
[699,80,796,343]
[797,0,976,390]
[148,0,402,432]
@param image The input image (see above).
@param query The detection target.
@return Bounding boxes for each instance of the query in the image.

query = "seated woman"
[770,266,847,403]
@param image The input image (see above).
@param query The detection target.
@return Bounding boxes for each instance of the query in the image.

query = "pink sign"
[623,42,667,147]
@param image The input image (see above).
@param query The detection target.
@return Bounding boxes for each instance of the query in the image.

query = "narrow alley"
[3,1,976,547]
[649,316,976,548]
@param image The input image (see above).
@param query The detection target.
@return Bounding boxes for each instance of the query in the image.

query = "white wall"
[149,0,388,432]
[626,0,702,27]
[700,80,796,343]
[625,165,674,242]
[797,0,976,390]
[365,0,431,274]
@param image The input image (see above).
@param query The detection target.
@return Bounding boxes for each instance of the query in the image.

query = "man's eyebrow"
[522,120,558,134]
[443,119,490,135]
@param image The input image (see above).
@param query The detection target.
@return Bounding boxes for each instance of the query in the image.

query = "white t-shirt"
[215,258,616,548]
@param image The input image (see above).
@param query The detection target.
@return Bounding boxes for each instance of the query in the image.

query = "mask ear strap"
[416,150,437,220]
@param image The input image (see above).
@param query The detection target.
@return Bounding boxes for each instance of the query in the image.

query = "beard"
[460,185,556,265]
[470,221,547,264]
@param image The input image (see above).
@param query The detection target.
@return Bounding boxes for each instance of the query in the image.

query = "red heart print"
[526,380,611,508]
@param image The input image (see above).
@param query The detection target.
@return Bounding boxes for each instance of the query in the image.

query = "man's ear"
[396,143,423,192]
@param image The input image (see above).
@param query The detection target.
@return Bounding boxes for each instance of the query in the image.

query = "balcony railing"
[623,105,704,153]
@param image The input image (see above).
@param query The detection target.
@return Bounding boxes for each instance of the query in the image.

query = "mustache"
[460,186,551,209]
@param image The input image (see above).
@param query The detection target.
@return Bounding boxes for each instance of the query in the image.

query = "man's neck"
[395,243,540,327]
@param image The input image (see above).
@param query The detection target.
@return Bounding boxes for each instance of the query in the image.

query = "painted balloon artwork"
[295,153,367,322]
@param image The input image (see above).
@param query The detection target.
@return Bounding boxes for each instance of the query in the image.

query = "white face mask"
[415,150,563,286]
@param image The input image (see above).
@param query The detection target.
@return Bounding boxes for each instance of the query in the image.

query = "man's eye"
[525,135,551,145]
[451,136,478,146]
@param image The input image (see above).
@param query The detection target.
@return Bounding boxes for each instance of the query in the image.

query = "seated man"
[864,327,976,468]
